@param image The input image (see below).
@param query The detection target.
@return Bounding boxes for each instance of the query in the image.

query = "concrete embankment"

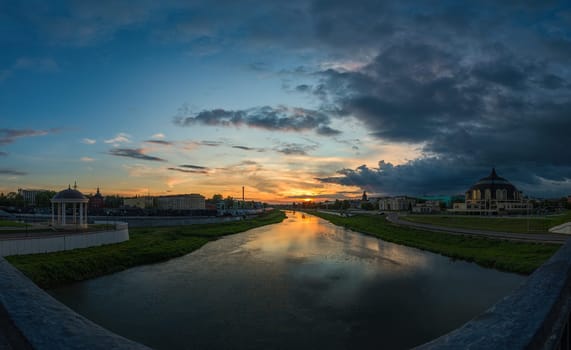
[0,257,149,349]
[0,224,129,257]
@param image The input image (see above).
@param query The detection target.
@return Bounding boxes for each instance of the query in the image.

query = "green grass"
[401,215,551,233]
[0,219,28,227]
[6,210,286,289]
[400,210,571,233]
[309,211,559,275]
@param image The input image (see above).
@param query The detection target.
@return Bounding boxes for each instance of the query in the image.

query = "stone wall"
[0,225,129,257]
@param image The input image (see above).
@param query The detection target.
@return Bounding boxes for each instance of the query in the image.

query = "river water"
[49,211,525,349]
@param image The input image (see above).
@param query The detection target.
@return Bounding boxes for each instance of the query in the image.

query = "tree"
[225,196,235,209]
[105,195,123,208]
[212,194,223,202]
[35,191,57,208]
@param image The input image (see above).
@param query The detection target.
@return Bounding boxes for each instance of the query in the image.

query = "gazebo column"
[62,203,66,225]
[79,202,84,226]
[51,202,55,225]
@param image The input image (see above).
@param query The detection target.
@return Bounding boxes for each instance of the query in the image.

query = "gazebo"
[51,183,89,228]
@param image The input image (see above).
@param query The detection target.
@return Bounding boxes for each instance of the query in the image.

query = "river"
[49,211,525,349]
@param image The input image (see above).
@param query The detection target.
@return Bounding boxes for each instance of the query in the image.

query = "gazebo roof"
[52,185,88,202]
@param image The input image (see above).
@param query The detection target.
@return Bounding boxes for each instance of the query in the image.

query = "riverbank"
[400,210,571,234]
[308,211,559,274]
[6,210,286,289]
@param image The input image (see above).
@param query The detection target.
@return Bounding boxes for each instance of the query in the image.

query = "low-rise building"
[17,188,50,206]
[412,201,441,214]
[124,196,154,209]
[156,194,205,210]
[88,187,105,210]
[378,196,416,211]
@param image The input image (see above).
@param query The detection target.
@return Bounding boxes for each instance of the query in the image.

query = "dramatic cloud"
[0,169,27,176]
[0,151,7,157]
[274,143,318,156]
[80,157,95,162]
[201,140,223,147]
[167,167,208,174]
[174,105,341,136]
[145,139,173,146]
[317,159,571,197]
[0,128,56,145]
[108,148,166,162]
[179,164,208,170]
[232,145,266,152]
[82,138,96,145]
[104,133,131,145]
[151,133,165,139]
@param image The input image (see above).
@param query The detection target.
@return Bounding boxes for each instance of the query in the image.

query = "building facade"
[156,194,205,210]
[412,201,442,214]
[378,196,416,211]
[17,188,49,206]
[454,168,531,215]
[88,187,105,210]
[124,196,154,209]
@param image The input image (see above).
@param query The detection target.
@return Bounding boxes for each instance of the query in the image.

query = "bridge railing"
[416,238,571,349]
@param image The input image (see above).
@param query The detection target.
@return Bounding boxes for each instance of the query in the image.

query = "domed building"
[456,168,531,215]
[51,183,89,227]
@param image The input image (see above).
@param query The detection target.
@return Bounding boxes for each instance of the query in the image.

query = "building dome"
[466,168,520,201]
[92,187,103,199]
[52,185,88,201]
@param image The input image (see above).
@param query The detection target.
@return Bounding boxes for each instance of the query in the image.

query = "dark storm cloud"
[179,164,208,170]
[108,148,166,162]
[316,159,493,196]
[232,145,254,151]
[0,151,7,156]
[0,169,27,176]
[0,128,58,145]
[174,105,341,135]
[167,167,208,174]
[199,140,223,147]
[311,31,571,194]
[16,0,570,196]
[274,143,318,156]
[232,145,266,152]
[145,139,173,146]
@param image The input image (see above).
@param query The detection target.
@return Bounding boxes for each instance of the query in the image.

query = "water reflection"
[49,211,524,349]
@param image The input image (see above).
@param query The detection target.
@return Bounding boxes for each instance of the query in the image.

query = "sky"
[1,0,571,202]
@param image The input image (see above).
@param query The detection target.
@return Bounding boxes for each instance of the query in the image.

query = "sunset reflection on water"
[50,210,524,350]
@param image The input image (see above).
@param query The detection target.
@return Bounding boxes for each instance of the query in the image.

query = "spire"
[491,168,498,178]
[73,181,77,190]
[68,184,71,190]
[96,187,100,194]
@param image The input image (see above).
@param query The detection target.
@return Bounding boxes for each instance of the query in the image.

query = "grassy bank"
[401,210,571,234]
[6,210,286,289]
[0,220,28,227]
[309,211,559,274]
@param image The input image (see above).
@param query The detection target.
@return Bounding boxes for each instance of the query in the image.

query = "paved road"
[386,213,570,244]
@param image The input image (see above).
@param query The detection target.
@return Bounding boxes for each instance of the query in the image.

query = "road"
[386,213,569,244]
